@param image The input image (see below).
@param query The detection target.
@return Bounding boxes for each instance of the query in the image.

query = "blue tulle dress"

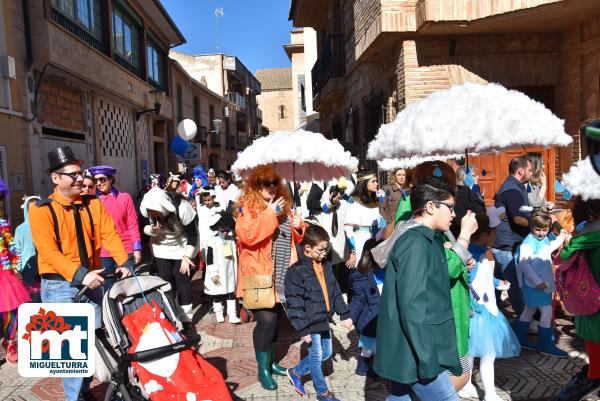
[468,245,521,359]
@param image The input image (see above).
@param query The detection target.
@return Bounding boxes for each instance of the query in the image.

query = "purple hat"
[88,165,117,177]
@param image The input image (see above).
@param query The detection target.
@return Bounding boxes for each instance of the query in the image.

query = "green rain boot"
[256,351,278,390]
[269,347,287,376]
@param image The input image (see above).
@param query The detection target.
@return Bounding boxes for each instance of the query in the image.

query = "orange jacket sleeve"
[235,205,279,247]
[97,201,129,266]
[29,203,80,281]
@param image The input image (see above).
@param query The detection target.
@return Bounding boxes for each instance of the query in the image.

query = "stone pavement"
[2,284,599,401]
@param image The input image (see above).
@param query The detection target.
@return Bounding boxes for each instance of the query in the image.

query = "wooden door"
[469,146,556,206]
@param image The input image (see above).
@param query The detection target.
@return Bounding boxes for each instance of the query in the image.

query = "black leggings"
[253,306,281,352]
[155,258,192,305]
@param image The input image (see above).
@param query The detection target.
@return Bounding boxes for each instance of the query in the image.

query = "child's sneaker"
[286,368,306,396]
[317,390,340,401]
[5,341,18,364]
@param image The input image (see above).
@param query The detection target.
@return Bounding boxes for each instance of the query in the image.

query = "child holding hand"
[285,225,353,401]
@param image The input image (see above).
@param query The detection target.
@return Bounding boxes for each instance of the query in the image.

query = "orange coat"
[29,190,129,283]
[235,205,304,299]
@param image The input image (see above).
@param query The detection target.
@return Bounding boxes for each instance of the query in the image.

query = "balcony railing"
[226,92,246,110]
[312,34,345,100]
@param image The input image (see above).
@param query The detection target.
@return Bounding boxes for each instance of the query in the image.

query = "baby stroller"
[76,274,231,401]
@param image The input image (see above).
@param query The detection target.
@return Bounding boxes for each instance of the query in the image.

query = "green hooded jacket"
[559,222,600,342]
[374,226,462,383]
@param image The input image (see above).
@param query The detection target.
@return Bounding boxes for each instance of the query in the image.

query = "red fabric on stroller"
[122,300,231,401]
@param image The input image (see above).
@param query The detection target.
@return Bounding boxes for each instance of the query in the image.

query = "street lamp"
[136,89,165,121]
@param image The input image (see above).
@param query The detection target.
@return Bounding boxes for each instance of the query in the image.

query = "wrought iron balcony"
[312,34,345,101]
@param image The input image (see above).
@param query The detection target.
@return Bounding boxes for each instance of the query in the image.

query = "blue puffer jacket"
[349,269,381,337]
[284,254,350,336]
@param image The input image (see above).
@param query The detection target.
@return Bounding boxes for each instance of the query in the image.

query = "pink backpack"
[554,250,600,316]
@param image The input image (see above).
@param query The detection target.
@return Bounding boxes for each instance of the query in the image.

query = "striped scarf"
[272,218,292,303]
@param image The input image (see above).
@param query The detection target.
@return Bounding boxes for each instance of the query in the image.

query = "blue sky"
[162,0,294,74]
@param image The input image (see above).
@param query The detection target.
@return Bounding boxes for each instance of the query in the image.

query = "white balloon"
[177,119,197,141]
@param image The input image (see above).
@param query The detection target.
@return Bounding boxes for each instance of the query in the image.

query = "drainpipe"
[22,0,33,67]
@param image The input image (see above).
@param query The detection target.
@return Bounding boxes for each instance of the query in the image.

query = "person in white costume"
[202,212,241,324]
[344,171,386,269]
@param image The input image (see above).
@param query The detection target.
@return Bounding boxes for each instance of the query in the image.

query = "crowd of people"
[0,144,598,401]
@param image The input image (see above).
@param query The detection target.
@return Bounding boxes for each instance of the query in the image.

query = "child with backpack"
[285,225,353,401]
[467,208,521,401]
[349,238,382,377]
[514,211,570,357]
[203,212,241,324]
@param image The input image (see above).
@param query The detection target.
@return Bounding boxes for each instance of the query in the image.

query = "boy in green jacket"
[374,177,461,401]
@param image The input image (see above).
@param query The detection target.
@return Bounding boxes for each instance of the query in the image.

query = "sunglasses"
[586,125,600,175]
[94,176,110,184]
[261,179,280,187]
[56,171,84,180]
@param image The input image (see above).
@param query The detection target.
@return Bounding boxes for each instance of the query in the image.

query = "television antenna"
[215,7,224,52]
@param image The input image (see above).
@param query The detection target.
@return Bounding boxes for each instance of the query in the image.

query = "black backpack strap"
[47,203,62,253]
[82,199,95,264]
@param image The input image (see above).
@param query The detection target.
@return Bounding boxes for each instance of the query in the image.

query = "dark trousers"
[155,257,192,305]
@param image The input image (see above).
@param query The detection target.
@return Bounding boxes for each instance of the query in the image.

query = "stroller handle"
[125,334,200,363]
[74,272,118,303]
[74,261,154,303]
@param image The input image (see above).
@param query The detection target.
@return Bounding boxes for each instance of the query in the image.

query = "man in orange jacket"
[29,146,131,401]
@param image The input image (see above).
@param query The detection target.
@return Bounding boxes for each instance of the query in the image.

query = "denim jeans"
[100,253,134,291]
[41,279,103,401]
[492,248,524,316]
[293,330,333,396]
[387,371,458,401]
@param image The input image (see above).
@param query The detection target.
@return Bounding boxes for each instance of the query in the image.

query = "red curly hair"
[233,165,292,222]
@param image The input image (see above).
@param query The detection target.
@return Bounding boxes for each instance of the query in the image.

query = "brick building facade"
[256,68,294,132]
[290,0,600,203]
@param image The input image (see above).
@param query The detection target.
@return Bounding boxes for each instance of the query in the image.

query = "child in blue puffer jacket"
[349,239,383,377]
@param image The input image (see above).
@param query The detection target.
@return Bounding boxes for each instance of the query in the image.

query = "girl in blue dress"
[468,208,521,401]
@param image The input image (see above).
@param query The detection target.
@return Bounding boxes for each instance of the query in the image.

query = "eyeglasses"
[94,176,109,184]
[434,201,455,213]
[314,248,329,256]
[261,179,280,187]
[56,171,84,180]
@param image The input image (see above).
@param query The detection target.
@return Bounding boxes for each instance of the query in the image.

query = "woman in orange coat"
[234,166,304,390]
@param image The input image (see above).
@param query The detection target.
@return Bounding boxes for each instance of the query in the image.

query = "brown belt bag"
[242,275,275,309]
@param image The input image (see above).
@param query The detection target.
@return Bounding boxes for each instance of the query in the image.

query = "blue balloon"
[481,168,487,176]
[433,167,443,177]
[170,136,190,156]
[562,189,572,201]
[472,184,481,194]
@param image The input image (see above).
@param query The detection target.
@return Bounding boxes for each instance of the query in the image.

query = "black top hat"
[46,146,83,174]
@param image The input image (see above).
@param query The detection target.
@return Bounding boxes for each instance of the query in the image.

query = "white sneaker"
[458,381,478,398]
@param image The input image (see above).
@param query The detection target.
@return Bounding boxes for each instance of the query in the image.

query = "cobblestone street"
[1,275,598,401]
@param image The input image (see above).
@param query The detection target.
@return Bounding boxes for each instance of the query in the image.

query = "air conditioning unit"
[223,106,230,118]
